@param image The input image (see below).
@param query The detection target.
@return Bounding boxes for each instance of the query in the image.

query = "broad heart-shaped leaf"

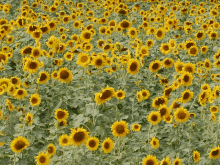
[74,114,89,128]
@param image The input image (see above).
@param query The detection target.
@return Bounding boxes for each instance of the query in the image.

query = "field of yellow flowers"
[0,0,220,164]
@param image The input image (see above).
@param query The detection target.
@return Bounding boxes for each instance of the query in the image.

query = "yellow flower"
[59,134,70,146]
[25,113,33,126]
[155,28,165,40]
[76,53,90,67]
[80,30,93,42]
[150,137,159,150]
[149,60,161,73]
[132,123,141,131]
[30,94,41,107]
[160,43,170,55]
[111,120,129,138]
[147,111,161,126]
[46,144,56,157]
[57,67,73,83]
[127,58,140,75]
[35,152,50,165]
[209,146,220,159]
[173,158,181,165]
[10,136,29,154]
[174,107,189,123]
[54,108,69,122]
[142,155,158,165]
[37,71,50,84]
[115,89,126,100]
[102,137,114,154]
[180,89,194,104]
[70,127,89,147]
[86,137,99,151]
[14,88,27,100]
[193,151,200,163]
[181,72,193,87]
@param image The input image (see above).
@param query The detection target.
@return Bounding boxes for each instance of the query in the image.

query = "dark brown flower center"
[15,140,25,150]
[73,132,85,142]
[60,70,69,79]
[89,140,96,147]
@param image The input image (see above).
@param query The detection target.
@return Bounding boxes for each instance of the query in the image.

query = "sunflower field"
[0,0,220,164]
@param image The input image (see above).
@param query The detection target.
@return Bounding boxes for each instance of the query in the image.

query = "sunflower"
[6,36,14,44]
[111,120,129,138]
[128,27,137,38]
[160,156,171,165]
[198,91,209,106]
[139,46,149,57]
[80,30,93,42]
[59,134,70,146]
[11,76,21,87]
[142,155,158,165]
[213,59,220,68]
[160,43,170,55]
[149,60,161,73]
[175,59,184,73]
[10,136,29,154]
[102,137,114,154]
[141,89,150,100]
[57,67,73,83]
[132,123,141,132]
[54,108,69,122]
[73,20,81,29]
[180,89,194,103]
[173,158,181,165]
[31,30,42,41]
[136,91,143,102]
[0,51,8,64]
[181,72,193,87]
[30,94,41,107]
[25,113,33,126]
[86,137,99,151]
[35,152,50,165]
[204,59,212,70]
[20,46,33,55]
[209,31,218,40]
[162,58,174,69]
[37,71,50,84]
[155,28,165,40]
[150,137,159,150]
[91,55,106,69]
[152,96,167,109]
[146,37,155,48]
[115,89,126,100]
[70,127,89,147]
[195,31,205,40]
[188,46,198,56]
[183,63,196,74]
[25,59,40,73]
[127,58,140,75]
[159,105,170,119]
[174,107,189,123]
[193,151,200,163]
[147,111,161,126]
[0,78,12,92]
[210,106,219,113]
[46,144,56,157]
[119,19,131,29]
[14,88,27,100]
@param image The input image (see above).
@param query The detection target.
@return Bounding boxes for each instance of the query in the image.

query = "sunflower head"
[111,120,129,138]
[86,137,99,151]
[102,137,114,154]
[35,152,50,165]
[70,127,89,147]
[10,136,29,154]
[147,111,161,126]
[58,67,73,83]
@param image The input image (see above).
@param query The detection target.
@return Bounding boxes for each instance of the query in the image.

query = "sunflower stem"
[148,125,151,153]
[14,153,16,165]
